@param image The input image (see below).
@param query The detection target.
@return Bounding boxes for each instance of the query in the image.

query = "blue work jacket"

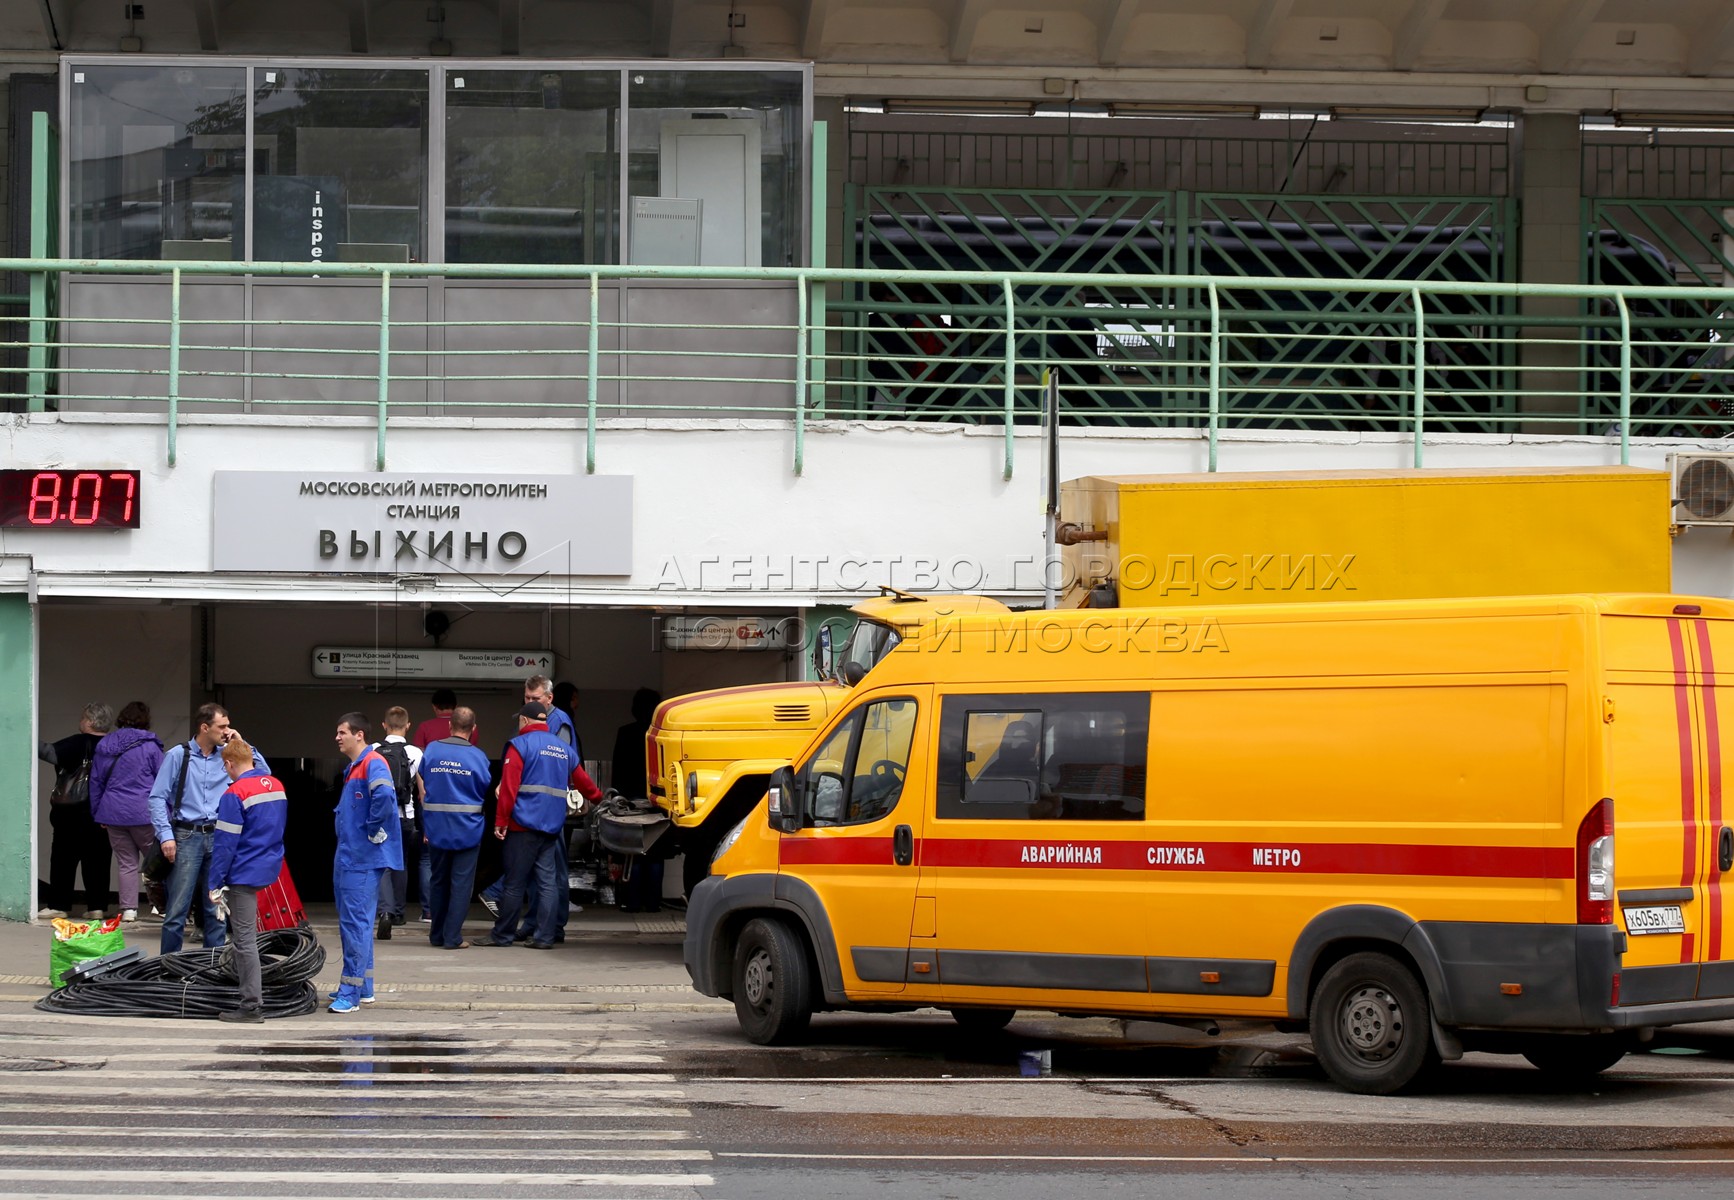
[335,748,404,871]
[420,736,490,850]
[208,769,288,890]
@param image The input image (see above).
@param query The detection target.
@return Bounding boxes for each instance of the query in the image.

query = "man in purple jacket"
[88,702,165,923]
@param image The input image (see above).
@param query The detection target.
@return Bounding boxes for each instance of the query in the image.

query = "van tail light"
[1577,798,1615,925]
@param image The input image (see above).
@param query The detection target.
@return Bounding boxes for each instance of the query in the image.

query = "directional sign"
[311,647,554,681]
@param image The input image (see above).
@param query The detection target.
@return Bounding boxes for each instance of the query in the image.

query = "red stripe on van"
[914,838,1573,879]
[1696,619,1724,962]
[1669,619,1699,937]
[779,837,897,867]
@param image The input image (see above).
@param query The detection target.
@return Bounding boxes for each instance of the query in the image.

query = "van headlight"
[711,817,749,864]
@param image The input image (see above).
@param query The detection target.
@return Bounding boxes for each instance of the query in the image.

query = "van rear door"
[1602,613,1712,1003]
[1681,614,1734,998]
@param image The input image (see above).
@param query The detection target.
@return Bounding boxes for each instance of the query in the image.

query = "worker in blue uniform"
[479,674,580,933]
[419,705,490,950]
[206,736,289,1024]
[476,701,600,949]
[330,711,402,1013]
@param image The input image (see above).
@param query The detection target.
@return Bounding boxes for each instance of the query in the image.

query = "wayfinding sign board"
[311,647,554,681]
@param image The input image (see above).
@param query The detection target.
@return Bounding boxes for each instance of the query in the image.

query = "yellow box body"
[1060,467,1672,608]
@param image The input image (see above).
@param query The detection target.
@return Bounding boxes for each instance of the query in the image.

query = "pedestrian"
[88,701,165,923]
[550,680,584,759]
[412,688,477,750]
[420,706,489,950]
[611,688,665,913]
[372,707,426,941]
[478,674,581,932]
[206,737,288,1024]
[475,701,600,949]
[36,702,116,919]
[330,711,402,1013]
[149,703,268,954]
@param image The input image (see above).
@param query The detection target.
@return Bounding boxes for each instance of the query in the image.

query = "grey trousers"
[226,885,262,1010]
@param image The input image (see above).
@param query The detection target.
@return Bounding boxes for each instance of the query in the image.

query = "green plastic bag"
[49,917,125,988]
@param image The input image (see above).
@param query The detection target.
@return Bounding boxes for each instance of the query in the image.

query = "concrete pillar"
[1518,113,1584,428]
[0,585,36,921]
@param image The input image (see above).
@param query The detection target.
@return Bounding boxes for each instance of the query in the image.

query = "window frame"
[797,694,920,829]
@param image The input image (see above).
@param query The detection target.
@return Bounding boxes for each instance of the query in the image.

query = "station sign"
[212,472,631,577]
[311,647,554,681]
[661,616,792,652]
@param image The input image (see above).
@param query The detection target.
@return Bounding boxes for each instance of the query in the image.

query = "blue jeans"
[483,828,569,938]
[160,826,224,954]
[426,843,480,948]
[487,830,560,946]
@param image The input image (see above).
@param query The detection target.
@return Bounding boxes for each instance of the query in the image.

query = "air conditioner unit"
[1672,453,1734,526]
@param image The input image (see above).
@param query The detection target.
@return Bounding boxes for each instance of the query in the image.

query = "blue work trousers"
[426,843,480,949]
[334,861,386,1002]
[482,828,569,939]
[160,826,225,954]
[487,830,560,946]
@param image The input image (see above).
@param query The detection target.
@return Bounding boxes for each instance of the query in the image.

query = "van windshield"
[838,620,901,683]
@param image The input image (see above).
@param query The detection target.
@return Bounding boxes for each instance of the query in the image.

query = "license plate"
[1623,904,1686,935]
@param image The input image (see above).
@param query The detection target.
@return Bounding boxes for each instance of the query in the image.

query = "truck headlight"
[712,817,748,864]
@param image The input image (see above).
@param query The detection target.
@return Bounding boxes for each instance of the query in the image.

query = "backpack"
[49,757,91,807]
[374,741,414,812]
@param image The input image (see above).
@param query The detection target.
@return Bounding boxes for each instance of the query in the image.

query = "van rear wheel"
[732,917,813,1045]
[1309,951,1438,1095]
[1522,1034,1630,1077]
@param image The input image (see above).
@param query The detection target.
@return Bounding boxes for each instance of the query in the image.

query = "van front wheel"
[732,918,813,1045]
[1309,952,1438,1095]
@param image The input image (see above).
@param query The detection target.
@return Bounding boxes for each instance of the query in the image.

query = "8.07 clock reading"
[0,470,140,529]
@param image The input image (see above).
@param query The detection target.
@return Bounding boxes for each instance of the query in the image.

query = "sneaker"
[419,914,432,923]
[480,894,500,918]
[218,1007,264,1024]
[120,909,138,922]
[328,997,360,1014]
[82,909,105,920]
[327,991,377,1003]
[360,995,377,1005]
[35,907,67,920]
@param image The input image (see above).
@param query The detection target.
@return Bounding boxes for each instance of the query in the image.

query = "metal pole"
[1043,368,1060,610]
[795,275,808,476]
[587,271,600,475]
[1412,286,1426,469]
[168,268,182,467]
[26,111,49,412]
[1616,292,1632,466]
[809,118,828,417]
[1003,277,1015,481]
[376,272,391,471]
[1207,282,1221,473]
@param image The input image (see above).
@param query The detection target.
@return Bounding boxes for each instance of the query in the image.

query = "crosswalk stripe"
[0,1104,693,1119]
[0,1126,694,1141]
[0,1170,716,1187]
[0,1148,711,1162]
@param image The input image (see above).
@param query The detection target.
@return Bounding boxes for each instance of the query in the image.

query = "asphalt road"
[5,1000,1734,1199]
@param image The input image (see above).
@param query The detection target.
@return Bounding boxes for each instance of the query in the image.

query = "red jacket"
[495,721,602,832]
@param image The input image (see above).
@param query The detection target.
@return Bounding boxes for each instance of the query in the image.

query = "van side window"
[800,698,918,827]
[936,692,1149,821]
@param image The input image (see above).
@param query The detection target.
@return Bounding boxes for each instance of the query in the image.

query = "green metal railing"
[5,255,1733,477]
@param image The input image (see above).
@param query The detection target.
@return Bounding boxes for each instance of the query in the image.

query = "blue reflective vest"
[420,736,490,850]
[507,728,574,834]
[336,749,405,870]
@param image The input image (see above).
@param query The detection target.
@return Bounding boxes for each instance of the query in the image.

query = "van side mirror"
[766,764,803,834]
[815,624,834,682]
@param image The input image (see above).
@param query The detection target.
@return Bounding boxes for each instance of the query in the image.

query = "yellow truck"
[686,592,1734,1094]
[601,467,1671,895]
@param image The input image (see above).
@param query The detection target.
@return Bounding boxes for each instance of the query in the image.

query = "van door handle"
[893,824,913,867]
[1720,827,1734,874]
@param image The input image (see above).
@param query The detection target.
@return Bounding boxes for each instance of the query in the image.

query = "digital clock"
[0,470,140,529]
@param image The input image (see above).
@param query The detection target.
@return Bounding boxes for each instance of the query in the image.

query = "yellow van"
[685,594,1734,1094]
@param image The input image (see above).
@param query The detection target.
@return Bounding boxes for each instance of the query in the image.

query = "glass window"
[936,693,1150,821]
[799,699,918,827]
[251,67,429,263]
[445,70,621,265]
[625,69,804,268]
[68,63,248,260]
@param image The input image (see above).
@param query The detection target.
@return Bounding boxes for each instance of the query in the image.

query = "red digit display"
[0,470,140,529]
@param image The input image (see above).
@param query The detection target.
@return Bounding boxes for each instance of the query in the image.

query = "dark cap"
[518,701,550,721]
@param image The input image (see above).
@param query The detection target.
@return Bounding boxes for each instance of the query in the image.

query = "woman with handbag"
[35,702,114,919]
[89,701,165,923]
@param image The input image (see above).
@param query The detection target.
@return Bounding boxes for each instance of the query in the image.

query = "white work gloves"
[368,827,389,844]
[208,887,229,922]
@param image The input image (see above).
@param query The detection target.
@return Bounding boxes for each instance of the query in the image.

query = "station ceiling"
[14,0,1734,115]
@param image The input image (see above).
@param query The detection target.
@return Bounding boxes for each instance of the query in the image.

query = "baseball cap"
[518,701,550,720]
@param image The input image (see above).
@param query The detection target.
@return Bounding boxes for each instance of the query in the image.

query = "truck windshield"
[838,620,901,682]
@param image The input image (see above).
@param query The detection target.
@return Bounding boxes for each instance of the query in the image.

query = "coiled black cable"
[37,926,326,1020]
